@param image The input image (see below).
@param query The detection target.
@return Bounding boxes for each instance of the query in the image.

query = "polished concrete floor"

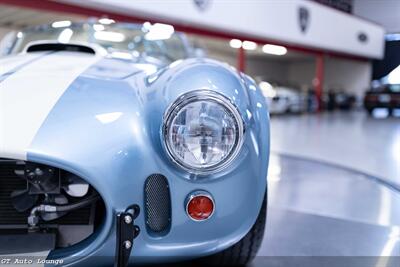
[254,154,400,266]
[270,110,400,187]
[252,110,400,266]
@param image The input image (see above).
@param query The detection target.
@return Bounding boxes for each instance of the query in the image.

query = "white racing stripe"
[0,53,45,76]
[0,51,101,160]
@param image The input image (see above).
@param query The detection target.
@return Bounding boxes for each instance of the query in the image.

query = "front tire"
[200,195,267,266]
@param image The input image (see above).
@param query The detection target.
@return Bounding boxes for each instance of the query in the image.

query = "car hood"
[0,51,159,80]
[0,51,155,160]
[0,51,258,166]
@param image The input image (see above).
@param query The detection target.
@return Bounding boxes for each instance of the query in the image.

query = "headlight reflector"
[163,91,244,174]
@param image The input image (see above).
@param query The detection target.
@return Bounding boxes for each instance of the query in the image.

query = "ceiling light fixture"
[145,23,175,41]
[94,31,126,42]
[229,39,242,49]
[98,18,115,25]
[262,44,287,55]
[93,24,105,31]
[242,41,257,50]
[52,20,72,28]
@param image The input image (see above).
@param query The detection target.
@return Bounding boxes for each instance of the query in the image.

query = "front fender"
[26,57,269,265]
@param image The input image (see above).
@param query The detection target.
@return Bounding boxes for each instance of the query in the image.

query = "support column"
[237,46,245,72]
[314,54,324,111]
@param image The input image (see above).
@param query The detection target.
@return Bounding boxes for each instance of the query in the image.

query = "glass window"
[8,22,189,63]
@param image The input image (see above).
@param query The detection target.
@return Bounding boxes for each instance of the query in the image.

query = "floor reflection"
[270,111,400,186]
[259,154,400,258]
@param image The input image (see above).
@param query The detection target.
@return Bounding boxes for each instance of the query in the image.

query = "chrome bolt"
[124,240,132,249]
[124,215,132,224]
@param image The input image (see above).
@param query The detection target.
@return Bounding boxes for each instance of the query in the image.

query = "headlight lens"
[163,90,244,174]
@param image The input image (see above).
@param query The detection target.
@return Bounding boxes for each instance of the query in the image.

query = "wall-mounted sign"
[358,32,368,43]
[298,6,310,34]
[193,0,211,12]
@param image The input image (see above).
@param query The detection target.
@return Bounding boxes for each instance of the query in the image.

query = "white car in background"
[259,81,306,114]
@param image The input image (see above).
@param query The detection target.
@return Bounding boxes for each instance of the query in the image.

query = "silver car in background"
[259,81,307,114]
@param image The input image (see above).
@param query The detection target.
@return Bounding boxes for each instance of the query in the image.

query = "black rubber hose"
[55,193,100,212]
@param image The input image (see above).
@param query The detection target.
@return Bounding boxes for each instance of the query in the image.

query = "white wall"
[206,51,290,84]
[207,50,315,90]
[61,0,385,59]
[324,58,372,98]
[284,58,372,98]
[287,61,316,90]
[246,57,289,83]
[245,56,372,99]
[354,0,400,33]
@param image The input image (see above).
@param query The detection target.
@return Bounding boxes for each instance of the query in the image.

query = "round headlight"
[163,90,244,174]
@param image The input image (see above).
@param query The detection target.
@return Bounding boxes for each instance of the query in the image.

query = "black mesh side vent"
[144,174,171,234]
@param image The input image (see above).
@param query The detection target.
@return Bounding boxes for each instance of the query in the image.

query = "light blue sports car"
[0,21,269,266]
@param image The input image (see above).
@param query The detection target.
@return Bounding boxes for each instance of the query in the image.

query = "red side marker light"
[186,192,215,221]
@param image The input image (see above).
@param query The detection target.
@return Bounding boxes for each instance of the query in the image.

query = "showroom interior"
[0,0,399,266]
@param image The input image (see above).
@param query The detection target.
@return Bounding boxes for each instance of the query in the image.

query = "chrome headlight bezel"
[162,90,245,175]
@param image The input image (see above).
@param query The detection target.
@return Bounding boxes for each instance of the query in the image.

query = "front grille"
[0,159,92,226]
[144,174,171,234]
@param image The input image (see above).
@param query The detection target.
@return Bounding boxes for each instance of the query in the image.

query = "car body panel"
[265,87,306,114]
[364,90,400,110]
[0,50,269,265]
[364,65,400,112]
[0,51,103,160]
